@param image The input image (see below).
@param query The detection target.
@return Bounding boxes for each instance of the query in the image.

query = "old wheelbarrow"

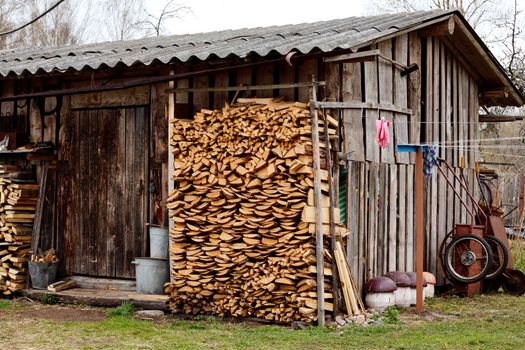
[436,159,525,295]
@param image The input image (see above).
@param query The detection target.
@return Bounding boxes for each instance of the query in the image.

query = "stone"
[356,314,366,326]
[135,310,165,318]
[291,321,307,330]
[335,315,346,326]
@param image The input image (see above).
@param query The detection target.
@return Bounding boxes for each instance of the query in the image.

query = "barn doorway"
[58,106,149,279]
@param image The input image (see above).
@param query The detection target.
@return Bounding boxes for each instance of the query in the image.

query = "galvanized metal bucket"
[149,226,169,259]
[132,257,169,294]
[29,261,59,289]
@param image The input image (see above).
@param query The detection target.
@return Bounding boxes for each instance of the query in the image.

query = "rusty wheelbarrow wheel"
[501,269,525,296]
[444,234,493,284]
[484,236,509,280]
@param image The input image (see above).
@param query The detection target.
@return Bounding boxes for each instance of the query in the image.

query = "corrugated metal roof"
[0,9,455,77]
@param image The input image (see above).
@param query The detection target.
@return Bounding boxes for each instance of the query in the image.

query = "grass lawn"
[0,293,524,350]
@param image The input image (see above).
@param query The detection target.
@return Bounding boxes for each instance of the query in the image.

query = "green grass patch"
[510,238,525,272]
[106,302,134,318]
[40,294,59,305]
[0,299,11,308]
[1,294,525,349]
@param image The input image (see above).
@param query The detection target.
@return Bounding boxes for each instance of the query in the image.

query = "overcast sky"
[147,0,368,35]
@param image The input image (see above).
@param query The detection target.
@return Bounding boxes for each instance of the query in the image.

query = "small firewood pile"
[31,249,58,263]
[0,176,38,296]
[165,98,345,323]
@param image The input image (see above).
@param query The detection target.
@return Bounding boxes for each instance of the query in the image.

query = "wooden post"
[167,70,175,282]
[310,76,325,326]
[415,149,424,311]
[321,109,340,316]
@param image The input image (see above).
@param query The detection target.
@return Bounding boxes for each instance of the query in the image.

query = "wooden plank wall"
[326,36,417,291]
[4,73,171,278]
[326,33,481,291]
[57,107,149,278]
[423,37,478,285]
[0,42,482,284]
[172,58,319,119]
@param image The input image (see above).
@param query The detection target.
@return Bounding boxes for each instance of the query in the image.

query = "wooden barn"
[0,9,522,318]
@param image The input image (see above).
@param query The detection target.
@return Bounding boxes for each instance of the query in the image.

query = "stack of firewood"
[165,98,342,323]
[0,177,37,295]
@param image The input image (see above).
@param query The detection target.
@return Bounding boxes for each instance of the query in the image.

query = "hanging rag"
[422,145,438,177]
[376,119,392,148]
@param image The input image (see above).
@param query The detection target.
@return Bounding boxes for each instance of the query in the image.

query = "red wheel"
[444,234,493,284]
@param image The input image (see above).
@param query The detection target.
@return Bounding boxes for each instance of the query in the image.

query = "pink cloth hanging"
[376,119,392,148]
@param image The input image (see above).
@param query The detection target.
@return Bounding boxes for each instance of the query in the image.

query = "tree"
[137,0,191,37]
[0,1,24,48]
[371,0,512,42]
[98,0,190,40]
[14,0,92,47]
[101,0,148,41]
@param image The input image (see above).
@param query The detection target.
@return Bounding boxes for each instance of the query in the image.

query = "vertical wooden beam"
[213,71,229,109]
[167,70,175,282]
[278,62,295,101]
[424,37,433,271]
[378,164,387,274]
[406,164,415,271]
[321,109,340,316]
[437,41,448,285]
[378,40,395,164]
[342,62,365,161]
[359,162,368,290]
[300,60,317,102]
[364,45,380,163]
[397,165,407,271]
[256,64,274,98]
[388,164,398,271]
[323,63,341,315]
[310,78,325,327]
[415,149,424,311]
[430,38,439,277]
[367,163,378,279]
[394,34,410,164]
[348,162,361,290]
[408,32,421,164]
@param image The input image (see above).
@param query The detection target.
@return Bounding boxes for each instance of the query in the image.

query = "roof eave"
[452,12,524,107]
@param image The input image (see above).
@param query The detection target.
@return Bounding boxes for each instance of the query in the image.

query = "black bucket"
[28,261,59,289]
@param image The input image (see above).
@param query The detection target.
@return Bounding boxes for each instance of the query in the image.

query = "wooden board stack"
[0,177,37,295]
[165,98,343,323]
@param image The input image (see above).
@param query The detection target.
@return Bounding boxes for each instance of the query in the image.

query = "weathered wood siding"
[58,107,149,278]
[0,69,171,279]
[172,57,320,118]
[325,34,481,290]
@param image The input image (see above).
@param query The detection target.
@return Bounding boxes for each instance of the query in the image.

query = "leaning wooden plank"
[30,163,47,255]
[48,279,77,292]
[322,109,340,316]
[334,241,352,314]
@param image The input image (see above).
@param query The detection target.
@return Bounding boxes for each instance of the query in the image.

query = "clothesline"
[432,145,525,150]
[420,136,525,145]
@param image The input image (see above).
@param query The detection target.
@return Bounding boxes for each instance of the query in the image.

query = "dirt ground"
[0,298,107,322]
